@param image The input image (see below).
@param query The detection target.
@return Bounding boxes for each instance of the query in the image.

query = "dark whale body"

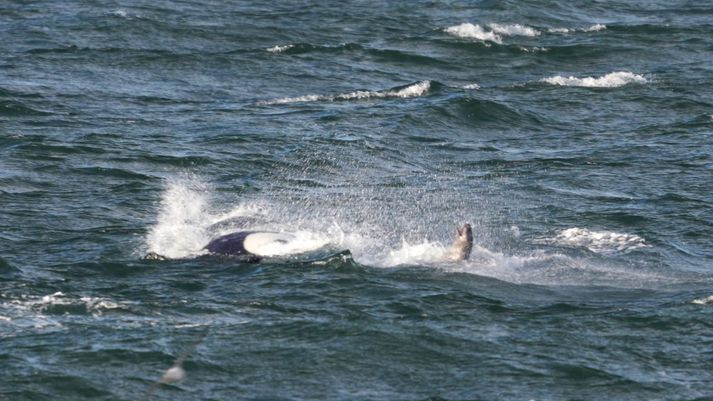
[205,231,256,256]
[204,231,292,262]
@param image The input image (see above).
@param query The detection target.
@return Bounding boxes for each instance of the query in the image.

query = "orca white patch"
[243,232,296,256]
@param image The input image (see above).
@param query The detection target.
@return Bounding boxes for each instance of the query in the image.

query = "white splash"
[141,179,672,288]
[260,81,431,105]
[541,71,647,88]
[463,83,481,90]
[266,44,294,53]
[145,177,211,259]
[380,239,450,267]
[545,228,649,254]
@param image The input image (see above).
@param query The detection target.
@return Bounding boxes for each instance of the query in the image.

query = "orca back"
[205,231,255,256]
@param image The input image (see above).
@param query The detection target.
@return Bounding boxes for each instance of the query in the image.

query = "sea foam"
[541,71,647,88]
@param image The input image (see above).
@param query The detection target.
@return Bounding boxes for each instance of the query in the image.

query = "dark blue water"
[2,1,713,400]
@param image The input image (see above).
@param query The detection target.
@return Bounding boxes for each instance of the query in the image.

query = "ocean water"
[2,1,713,400]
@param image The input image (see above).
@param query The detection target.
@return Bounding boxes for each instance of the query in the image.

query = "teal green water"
[2,1,713,400]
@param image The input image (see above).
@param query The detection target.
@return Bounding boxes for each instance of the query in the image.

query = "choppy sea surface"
[2,1,713,400]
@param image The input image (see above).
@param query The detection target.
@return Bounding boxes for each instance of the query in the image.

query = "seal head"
[449,223,473,261]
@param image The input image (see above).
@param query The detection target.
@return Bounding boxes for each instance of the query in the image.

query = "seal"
[448,223,473,261]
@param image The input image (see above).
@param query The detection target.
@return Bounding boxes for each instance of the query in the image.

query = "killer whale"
[204,231,296,261]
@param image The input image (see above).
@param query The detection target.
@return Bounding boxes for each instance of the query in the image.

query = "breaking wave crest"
[691,295,713,305]
[260,80,432,105]
[540,227,649,254]
[444,23,540,44]
[549,24,607,33]
[541,71,647,88]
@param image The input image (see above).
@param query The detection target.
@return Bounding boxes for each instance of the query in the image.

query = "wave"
[541,72,647,88]
[444,23,540,44]
[259,80,432,105]
[434,96,546,129]
[539,228,649,254]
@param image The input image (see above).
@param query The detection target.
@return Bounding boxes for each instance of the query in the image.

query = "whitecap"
[260,81,431,105]
[543,227,649,254]
[445,23,539,43]
[548,24,607,33]
[583,24,607,32]
[488,23,540,37]
[444,23,503,44]
[463,83,481,90]
[261,94,323,105]
[266,44,294,54]
[386,80,431,98]
[691,295,713,305]
[541,71,647,88]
